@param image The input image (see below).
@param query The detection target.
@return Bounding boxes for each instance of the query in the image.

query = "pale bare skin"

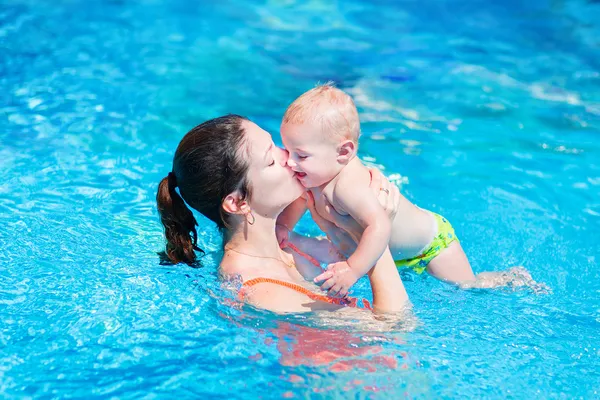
[311,190,543,291]
[218,120,409,314]
[281,118,476,295]
[281,114,539,292]
[426,241,475,282]
[301,171,408,311]
[277,85,546,297]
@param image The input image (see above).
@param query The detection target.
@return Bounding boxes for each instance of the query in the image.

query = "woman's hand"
[368,168,401,221]
[275,224,290,248]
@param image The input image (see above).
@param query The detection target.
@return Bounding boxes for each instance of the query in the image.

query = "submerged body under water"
[1,0,599,398]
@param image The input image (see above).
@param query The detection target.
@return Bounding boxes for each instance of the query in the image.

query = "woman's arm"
[292,224,409,313]
[284,231,345,282]
[367,247,409,313]
[288,231,344,264]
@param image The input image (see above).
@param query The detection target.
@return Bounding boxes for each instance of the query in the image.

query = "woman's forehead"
[242,120,272,156]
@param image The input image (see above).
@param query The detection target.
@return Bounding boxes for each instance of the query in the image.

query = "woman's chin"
[292,180,305,196]
[285,180,305,201]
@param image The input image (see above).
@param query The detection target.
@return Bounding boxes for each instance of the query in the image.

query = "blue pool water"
[1,0,600,397]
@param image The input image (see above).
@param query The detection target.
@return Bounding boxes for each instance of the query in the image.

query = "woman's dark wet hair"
[156,114,252,265]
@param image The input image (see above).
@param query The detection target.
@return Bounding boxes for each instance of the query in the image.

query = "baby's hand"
[275,224,290,248]
[313,261,360,298]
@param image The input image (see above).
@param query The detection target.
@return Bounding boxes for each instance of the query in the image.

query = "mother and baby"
[156,84,529,315]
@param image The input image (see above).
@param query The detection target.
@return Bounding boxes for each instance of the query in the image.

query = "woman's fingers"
[275,224,290,248]
[385,182,394,214]
[368,168,383,197]
[379,174,392,206]
[379,185,389,209]
[382,180,400,219]
[369,167,400,219]
[390,183,400,219]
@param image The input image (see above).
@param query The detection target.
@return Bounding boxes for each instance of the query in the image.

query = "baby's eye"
[269,159,275,166]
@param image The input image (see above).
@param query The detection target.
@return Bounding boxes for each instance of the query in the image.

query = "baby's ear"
[336,140,356,164]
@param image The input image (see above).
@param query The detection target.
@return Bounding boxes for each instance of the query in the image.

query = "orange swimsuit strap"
[240,277,371,310]
[285,242,322,267]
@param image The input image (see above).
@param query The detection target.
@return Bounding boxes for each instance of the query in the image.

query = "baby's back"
[388,195,436,260]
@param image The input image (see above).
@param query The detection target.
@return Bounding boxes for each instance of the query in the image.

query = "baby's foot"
[460,266,550,293]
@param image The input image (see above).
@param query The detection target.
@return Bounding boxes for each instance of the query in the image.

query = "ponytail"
[156,172,202,265]
[156,114,251,265]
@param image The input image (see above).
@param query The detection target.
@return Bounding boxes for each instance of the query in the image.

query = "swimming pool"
[1,0,599,397]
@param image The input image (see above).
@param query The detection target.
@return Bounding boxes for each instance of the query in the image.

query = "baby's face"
[281,120,343,188]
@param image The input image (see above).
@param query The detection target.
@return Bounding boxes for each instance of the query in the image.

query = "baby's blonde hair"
[282,82,360,143]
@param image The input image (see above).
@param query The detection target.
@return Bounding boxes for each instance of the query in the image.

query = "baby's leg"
[427,243,547,292]
[426,241,476,283]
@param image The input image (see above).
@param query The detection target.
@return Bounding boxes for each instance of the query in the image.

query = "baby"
[277,83,477,297]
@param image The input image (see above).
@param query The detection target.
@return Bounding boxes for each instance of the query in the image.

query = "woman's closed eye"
[297,155,308,160]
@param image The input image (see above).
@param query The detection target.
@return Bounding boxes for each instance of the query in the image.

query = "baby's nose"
[276,147,290,166]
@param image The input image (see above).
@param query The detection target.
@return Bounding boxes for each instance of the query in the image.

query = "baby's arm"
[334,177,391,277]
[315,177,391,297]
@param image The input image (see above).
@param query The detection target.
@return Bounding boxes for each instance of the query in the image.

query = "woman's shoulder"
[219,250,289,282]
[219,250,347,313]
[219,251,250,281]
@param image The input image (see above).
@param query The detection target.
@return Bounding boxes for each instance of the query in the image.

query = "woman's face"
[242,120,304,218]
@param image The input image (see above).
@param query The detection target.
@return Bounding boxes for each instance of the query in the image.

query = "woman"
[156,114,410,313]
